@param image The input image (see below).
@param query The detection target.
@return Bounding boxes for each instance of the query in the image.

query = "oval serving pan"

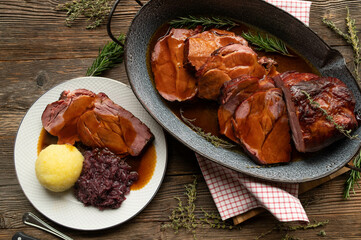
[111,0,361,182]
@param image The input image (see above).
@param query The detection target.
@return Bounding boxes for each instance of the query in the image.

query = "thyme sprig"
[180,109,236,148]
[86,34,125,76]
[301,90,358,140]
[322,7,361,83]
[57,0,113,29]
[169,15,239,30]
[343,150,361,199]
[241,32,293,57]
[255,220,329,240]
[162,176,234,239]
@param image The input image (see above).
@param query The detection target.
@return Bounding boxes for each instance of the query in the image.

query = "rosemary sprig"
[242,32,292,56]
[322,7,361,83]
[57,0,113,29]
[180,109,236,148]
[86,34,125,76]
[301,90,358,140]
[343,150,361,199]
[169,15,239,30]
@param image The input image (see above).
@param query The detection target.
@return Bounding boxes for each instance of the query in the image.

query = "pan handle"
[345,163,361,172]
[107,0,144,46]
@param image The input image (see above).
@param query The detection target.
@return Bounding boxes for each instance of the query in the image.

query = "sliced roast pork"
[151,28,199,102]
[42,90,154,156]
[196,44,277,100]
[231,88,291,164]
[41,89,96,144]
[184,29,248,71]
[218,75,275,142]
[77,93,154,156]
[274,71,358,152]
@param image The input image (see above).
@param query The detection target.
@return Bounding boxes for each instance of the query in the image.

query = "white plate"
[14,77,167,230]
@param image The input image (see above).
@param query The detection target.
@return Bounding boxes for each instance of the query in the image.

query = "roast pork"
[274,71,358,152]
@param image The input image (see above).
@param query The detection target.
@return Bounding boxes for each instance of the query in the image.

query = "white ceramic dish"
[14,77,167,230]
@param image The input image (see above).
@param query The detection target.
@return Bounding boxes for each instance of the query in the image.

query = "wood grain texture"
[1,0,361,239]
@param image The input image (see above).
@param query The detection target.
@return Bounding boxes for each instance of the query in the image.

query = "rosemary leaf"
[344,150,361,199]
[57,0,113,29]
[180,110,236,149]
[322,7,361,84]
[301,90,358,140]
[86,34,125,76]
[242,32,292,56]
[169,15,239,30]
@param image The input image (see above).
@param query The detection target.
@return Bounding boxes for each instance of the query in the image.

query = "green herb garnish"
[57,0,113,29]
[86,34,125,76]
[301,90,358,140]
[322,7,361,84]
[162,176,235,239]
[169,15,239,30]
[344,150,361,199]
[180,110,236,148]
[242,32,292,56]
[255,220,329,240]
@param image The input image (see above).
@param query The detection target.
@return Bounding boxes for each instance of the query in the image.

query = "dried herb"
[180,110,236,149]
[255,220,329,240]
[322,7,361,84]
[301,90,358,140]
[57,0,113,29]
[343,150,361,199]
[241,32,293,56]
[169,15,239,30]
[162,176,235,239]
[86,34,125,76]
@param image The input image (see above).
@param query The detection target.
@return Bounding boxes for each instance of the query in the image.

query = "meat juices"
[274,71,358,152]
[41,90,154,156]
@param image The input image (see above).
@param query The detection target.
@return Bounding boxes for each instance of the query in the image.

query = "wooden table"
[1,0,361,239]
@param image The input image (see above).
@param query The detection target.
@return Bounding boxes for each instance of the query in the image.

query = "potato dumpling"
[35,144,84,192]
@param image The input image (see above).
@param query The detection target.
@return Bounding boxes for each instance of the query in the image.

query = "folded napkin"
[197,0,312,223]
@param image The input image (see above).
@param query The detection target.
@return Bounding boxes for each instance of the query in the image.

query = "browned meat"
[196,44,277,100]
[232,88,291,164]
[41,89,96,144]
[274,71,358,152]
[77,93,154,156]
[41,90,154,156]
[218,75,275,142]
[184,29,248,71]
[151,28,199,102]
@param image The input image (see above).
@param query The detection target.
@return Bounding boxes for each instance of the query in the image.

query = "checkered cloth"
[197,0,312,222]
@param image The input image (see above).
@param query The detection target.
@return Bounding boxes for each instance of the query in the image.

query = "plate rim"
[14,76,168,231]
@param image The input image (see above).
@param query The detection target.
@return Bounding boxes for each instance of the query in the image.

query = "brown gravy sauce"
[147,21,319,162]
[37,128,156,189]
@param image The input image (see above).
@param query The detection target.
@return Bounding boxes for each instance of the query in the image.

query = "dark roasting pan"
[107,0,361,182]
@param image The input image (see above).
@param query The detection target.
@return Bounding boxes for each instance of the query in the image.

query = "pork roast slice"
[218,75,275,142]
[274,71,358,152]
[77,93,154,156]
[151,28,199,102]
[41,89,96,144]
[184,29,248,71]
[196,44,277,100]
[231,88,291,164]
[42,89,154,156]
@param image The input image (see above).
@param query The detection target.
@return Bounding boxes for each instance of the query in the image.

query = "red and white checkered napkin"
[196,0,312,223]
